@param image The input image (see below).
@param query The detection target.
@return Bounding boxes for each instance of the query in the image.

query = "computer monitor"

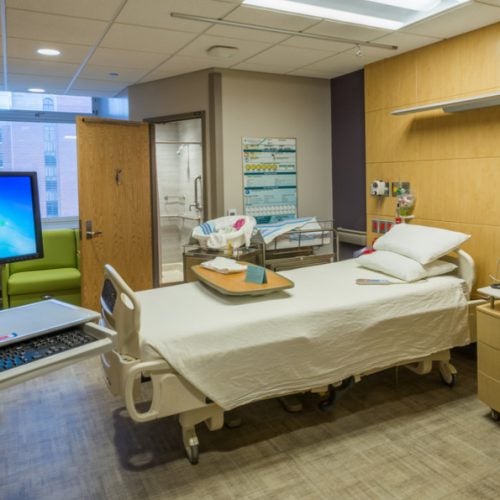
[0,171,44,265]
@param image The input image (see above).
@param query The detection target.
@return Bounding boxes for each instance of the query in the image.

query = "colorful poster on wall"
[242,137,297,224]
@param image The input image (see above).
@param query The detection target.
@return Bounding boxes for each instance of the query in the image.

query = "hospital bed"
[100,248,479,464]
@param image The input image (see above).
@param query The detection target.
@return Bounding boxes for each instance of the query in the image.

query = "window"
[43,98,54,111]
[45,178,58,192]
[46,200,59,217]
[0,120,75,217]
[44,125,56,142]
[0,91,129,220]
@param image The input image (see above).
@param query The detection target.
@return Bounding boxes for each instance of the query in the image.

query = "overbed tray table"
[191,264,294,296]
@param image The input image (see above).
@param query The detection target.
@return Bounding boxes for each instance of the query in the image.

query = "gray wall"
[220,70,332,220]
[127,68,333,221]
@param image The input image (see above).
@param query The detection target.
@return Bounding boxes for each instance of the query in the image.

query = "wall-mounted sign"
[242,137,297,224]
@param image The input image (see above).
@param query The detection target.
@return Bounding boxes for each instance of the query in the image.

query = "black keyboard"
[0,328,98,372]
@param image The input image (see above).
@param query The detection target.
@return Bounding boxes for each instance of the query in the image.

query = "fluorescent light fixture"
[28,88,45,93]
[64,135,77,140]
[37,48,61,56]
[243,0,403,29]
[365,0,439,11]
[242,0,471,30]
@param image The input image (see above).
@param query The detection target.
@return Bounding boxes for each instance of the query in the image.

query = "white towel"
[200,257,247,274]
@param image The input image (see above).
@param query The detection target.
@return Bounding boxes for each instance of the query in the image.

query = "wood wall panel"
[415,26,499,103]
[412,106,500,160]
[365,22,500,290]
[365,110,418,162]
[365,53,417,112]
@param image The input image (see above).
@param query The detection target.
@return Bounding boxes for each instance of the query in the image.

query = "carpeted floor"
[1,346,499,500]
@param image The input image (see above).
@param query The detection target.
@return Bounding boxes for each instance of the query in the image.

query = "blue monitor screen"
[0,172,44,265]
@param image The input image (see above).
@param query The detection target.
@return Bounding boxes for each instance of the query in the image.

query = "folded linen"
[200,257,248,274]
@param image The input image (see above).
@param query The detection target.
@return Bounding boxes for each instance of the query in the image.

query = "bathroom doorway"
[152,114,205,285]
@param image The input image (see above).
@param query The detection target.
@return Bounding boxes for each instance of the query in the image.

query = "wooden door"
[77,117,153,310]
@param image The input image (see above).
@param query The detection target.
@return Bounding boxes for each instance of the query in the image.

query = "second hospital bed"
[100,250,476,464]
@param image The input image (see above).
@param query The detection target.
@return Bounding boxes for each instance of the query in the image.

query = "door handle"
[85,220,103,240]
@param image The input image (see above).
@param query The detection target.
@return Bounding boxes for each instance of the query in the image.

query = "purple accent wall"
[331,70,366,232]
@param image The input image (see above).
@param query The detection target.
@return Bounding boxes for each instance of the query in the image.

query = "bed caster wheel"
[438,362,457,387]
[491,409,500,422]
[186,444,199,465]
[318,397,336,412]
[439,371,456,388]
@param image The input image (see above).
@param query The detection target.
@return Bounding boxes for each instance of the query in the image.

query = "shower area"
[153,116,204,285]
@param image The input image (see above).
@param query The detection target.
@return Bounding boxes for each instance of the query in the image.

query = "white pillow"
[373,224,470,265]
[424,259,457,277]
[357,250,426,282]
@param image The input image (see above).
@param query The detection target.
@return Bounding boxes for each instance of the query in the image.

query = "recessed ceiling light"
[206,45,239,58]
[242,0,470,30]
[28,88,45,93]
[37,48,61,56]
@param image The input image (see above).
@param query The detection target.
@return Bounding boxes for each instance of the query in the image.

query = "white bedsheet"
[137,259,469,410]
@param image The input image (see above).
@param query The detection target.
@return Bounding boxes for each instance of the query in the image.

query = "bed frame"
[100,250,479,464]
[253,219,339,272]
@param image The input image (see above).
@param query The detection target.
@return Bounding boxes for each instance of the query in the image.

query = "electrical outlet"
[227,208,237,216]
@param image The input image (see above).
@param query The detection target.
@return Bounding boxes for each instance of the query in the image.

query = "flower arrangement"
[396,188,416,217]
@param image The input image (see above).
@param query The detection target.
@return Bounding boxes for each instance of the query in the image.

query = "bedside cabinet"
[476,302,500,421]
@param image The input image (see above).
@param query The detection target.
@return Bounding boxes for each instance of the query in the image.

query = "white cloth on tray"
[137,259,469,410]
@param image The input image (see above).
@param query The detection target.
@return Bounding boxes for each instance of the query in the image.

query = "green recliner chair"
[1,228,81,308]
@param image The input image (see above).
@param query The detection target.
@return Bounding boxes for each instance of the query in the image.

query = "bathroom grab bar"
[189,176,202,212]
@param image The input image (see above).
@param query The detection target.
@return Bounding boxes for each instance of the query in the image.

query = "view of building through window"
[0,92,93,218]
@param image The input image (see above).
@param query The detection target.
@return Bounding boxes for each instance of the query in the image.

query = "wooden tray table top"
[191,263,294,296]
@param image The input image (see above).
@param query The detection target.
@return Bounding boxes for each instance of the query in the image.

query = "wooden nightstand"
[476,290,500,421]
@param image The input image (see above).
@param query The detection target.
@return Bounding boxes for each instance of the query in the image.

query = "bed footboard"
[102,349,224,464]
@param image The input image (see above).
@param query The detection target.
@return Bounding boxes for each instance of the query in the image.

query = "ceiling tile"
[117,0,238,32]
[7,38,90,64]
[288,67,342,79]
[80,65,150,83]
[100,24,198,53]
[475,0,500,6]
[177,34,271,62]
[230,62,290,74]
[225,5,320,32]
[8,73,70,92]
[8,58,79,77]
[305,20,389,43]
[304,52,364,75]
[403,3,500,38]
[88,47,167,69]
[243,45,332,67]
[6,0,124,20]
[140,56,216,82]
[72,77,128,94]
[281,35,353,54]
[7,9,108,45]
[205,24,288,44]
[371,31,441,55]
